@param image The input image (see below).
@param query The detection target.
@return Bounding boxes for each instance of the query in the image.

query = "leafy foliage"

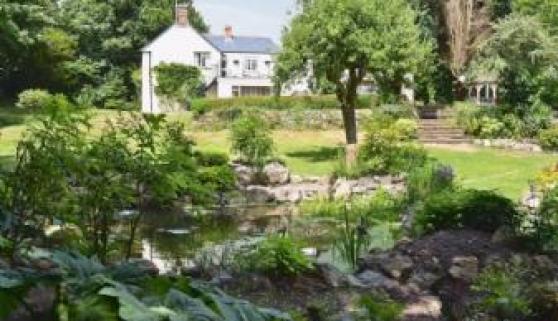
[154,63,203,110]
[235,236,313,277]
[0,250,292,321]
[0,107,233,262]
[277,0,432,146]
[230,115,274,168]
[414,189,519,235]
[538,126,558,151]
[356,294,404,321]
[470,264,531,321]
[342,114,427,176]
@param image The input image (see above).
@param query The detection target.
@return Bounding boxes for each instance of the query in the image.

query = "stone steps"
[417,115,471,144]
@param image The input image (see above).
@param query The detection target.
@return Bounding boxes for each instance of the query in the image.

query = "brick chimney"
[224,25,234,39]
[176,4,189,27]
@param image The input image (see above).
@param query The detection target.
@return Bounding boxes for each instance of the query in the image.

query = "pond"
[140,202,398,274]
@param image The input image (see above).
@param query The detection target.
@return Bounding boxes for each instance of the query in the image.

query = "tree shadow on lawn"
[0,108,30,128]
[286,146,342,162]
[0,155,15,170]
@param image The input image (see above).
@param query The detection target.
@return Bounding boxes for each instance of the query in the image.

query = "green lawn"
[1,107,556,199]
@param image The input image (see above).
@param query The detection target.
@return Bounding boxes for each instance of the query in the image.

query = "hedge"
[190,94,378,115]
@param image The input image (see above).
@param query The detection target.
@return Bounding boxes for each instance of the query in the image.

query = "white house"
[141,5,309,113]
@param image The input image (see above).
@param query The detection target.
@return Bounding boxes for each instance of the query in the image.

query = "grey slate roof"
[203,34,280,54]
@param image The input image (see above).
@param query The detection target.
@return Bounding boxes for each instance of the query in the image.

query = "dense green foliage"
[455,102,552,139]
[0,0,208,108]
[470,264,532,321]
[230,115,274,168]
[191,95,378,115]
[339,114,426,176]
[154,63,203,111]
[538,126,558,151]
[357,295,404,321]
[235,236,313,277]
[277,0,432,147]
[0,250,291,321]
[414,189,519,235]
[470,14,558,109]
[0,106,233,262]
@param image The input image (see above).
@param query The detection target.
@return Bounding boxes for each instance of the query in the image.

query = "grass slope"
[1,107,555,198]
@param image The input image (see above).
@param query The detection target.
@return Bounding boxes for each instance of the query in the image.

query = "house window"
[239,86,272,97]
[194,52,210,67]
[232,86,240,97]
[244,59,258,71]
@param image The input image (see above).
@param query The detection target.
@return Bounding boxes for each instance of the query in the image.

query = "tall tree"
[276,0,432,162]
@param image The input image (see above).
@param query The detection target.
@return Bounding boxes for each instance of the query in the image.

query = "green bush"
[357,294,404,321]
[16,89,52,110]
[154,63,202,110]
[470,265,531,321]
[196,151,229,166]
[406,162,454,204]
[16,89,72,111]
[191,94,378,115]
[353,115,427,176]
[230,114,274,167]
[236,235,313,277]
[414,189,519,235]
[520,186,558,252]
[538,126,558,151]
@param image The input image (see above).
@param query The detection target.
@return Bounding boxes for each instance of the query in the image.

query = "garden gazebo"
[467,73,498,106]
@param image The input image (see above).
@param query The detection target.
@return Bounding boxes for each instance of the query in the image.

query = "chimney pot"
[224,25,234,39]
[176,4,189,26]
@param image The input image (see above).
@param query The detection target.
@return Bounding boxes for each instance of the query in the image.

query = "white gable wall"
[142,25,220,113]
[223,52,274,79]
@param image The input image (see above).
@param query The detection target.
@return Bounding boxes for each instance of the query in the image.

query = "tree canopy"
[276,0,432,152]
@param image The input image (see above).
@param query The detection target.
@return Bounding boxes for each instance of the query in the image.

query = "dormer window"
[194,52,210,68]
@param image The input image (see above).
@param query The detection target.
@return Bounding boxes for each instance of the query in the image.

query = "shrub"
[406,162,455,204]
[236,235,313,277]
[478,116,506,138]
[16,89,72,111]
[154,63,202,110]
[191,94,378,115]
[520,186,558,253]
[414,189,519,235]
[196,151,229,166]
[538,126,558,151]
[470,265,531,321]
[16,89,52,110]
[357,294,404,321]
[230,114,274,168]
[347,115,426,176]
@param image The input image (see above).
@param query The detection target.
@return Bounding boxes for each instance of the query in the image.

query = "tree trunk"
[342,101,358,165]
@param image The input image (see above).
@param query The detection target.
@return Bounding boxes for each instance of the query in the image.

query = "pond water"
[140,202,396,274]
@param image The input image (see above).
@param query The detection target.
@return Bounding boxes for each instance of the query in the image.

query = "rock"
[318,263,349,288]
[291,175,304,184]
[245,186,275,203]
[408,269,443,290]
[33,259,58,271]
[402,296,443,321]
[491,225,515,244]
[351,177,379,194]
[210,271,234,286]
[448,256,478,282]
[333,178,354,199]
[263,162,290,186]
[232,163,256,186]
[380,254,414,280]
[355,270,396,289]
[127,259,160,276]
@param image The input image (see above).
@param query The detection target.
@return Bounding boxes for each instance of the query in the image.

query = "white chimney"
[176,4,189,27]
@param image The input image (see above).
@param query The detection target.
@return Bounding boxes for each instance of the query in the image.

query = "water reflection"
[140,204,297,274]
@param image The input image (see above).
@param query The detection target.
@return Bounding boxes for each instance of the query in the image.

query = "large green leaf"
[99,285,163,321]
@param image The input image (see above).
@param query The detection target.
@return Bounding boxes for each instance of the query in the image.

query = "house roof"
[202,34,280,54]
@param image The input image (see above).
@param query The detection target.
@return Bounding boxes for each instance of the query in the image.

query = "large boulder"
[448,256,479,282]
[245,186,275,203]
[232,163,256,186]
[263,162,290,186]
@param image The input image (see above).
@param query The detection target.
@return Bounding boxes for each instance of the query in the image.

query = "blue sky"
[194,0,297,42]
